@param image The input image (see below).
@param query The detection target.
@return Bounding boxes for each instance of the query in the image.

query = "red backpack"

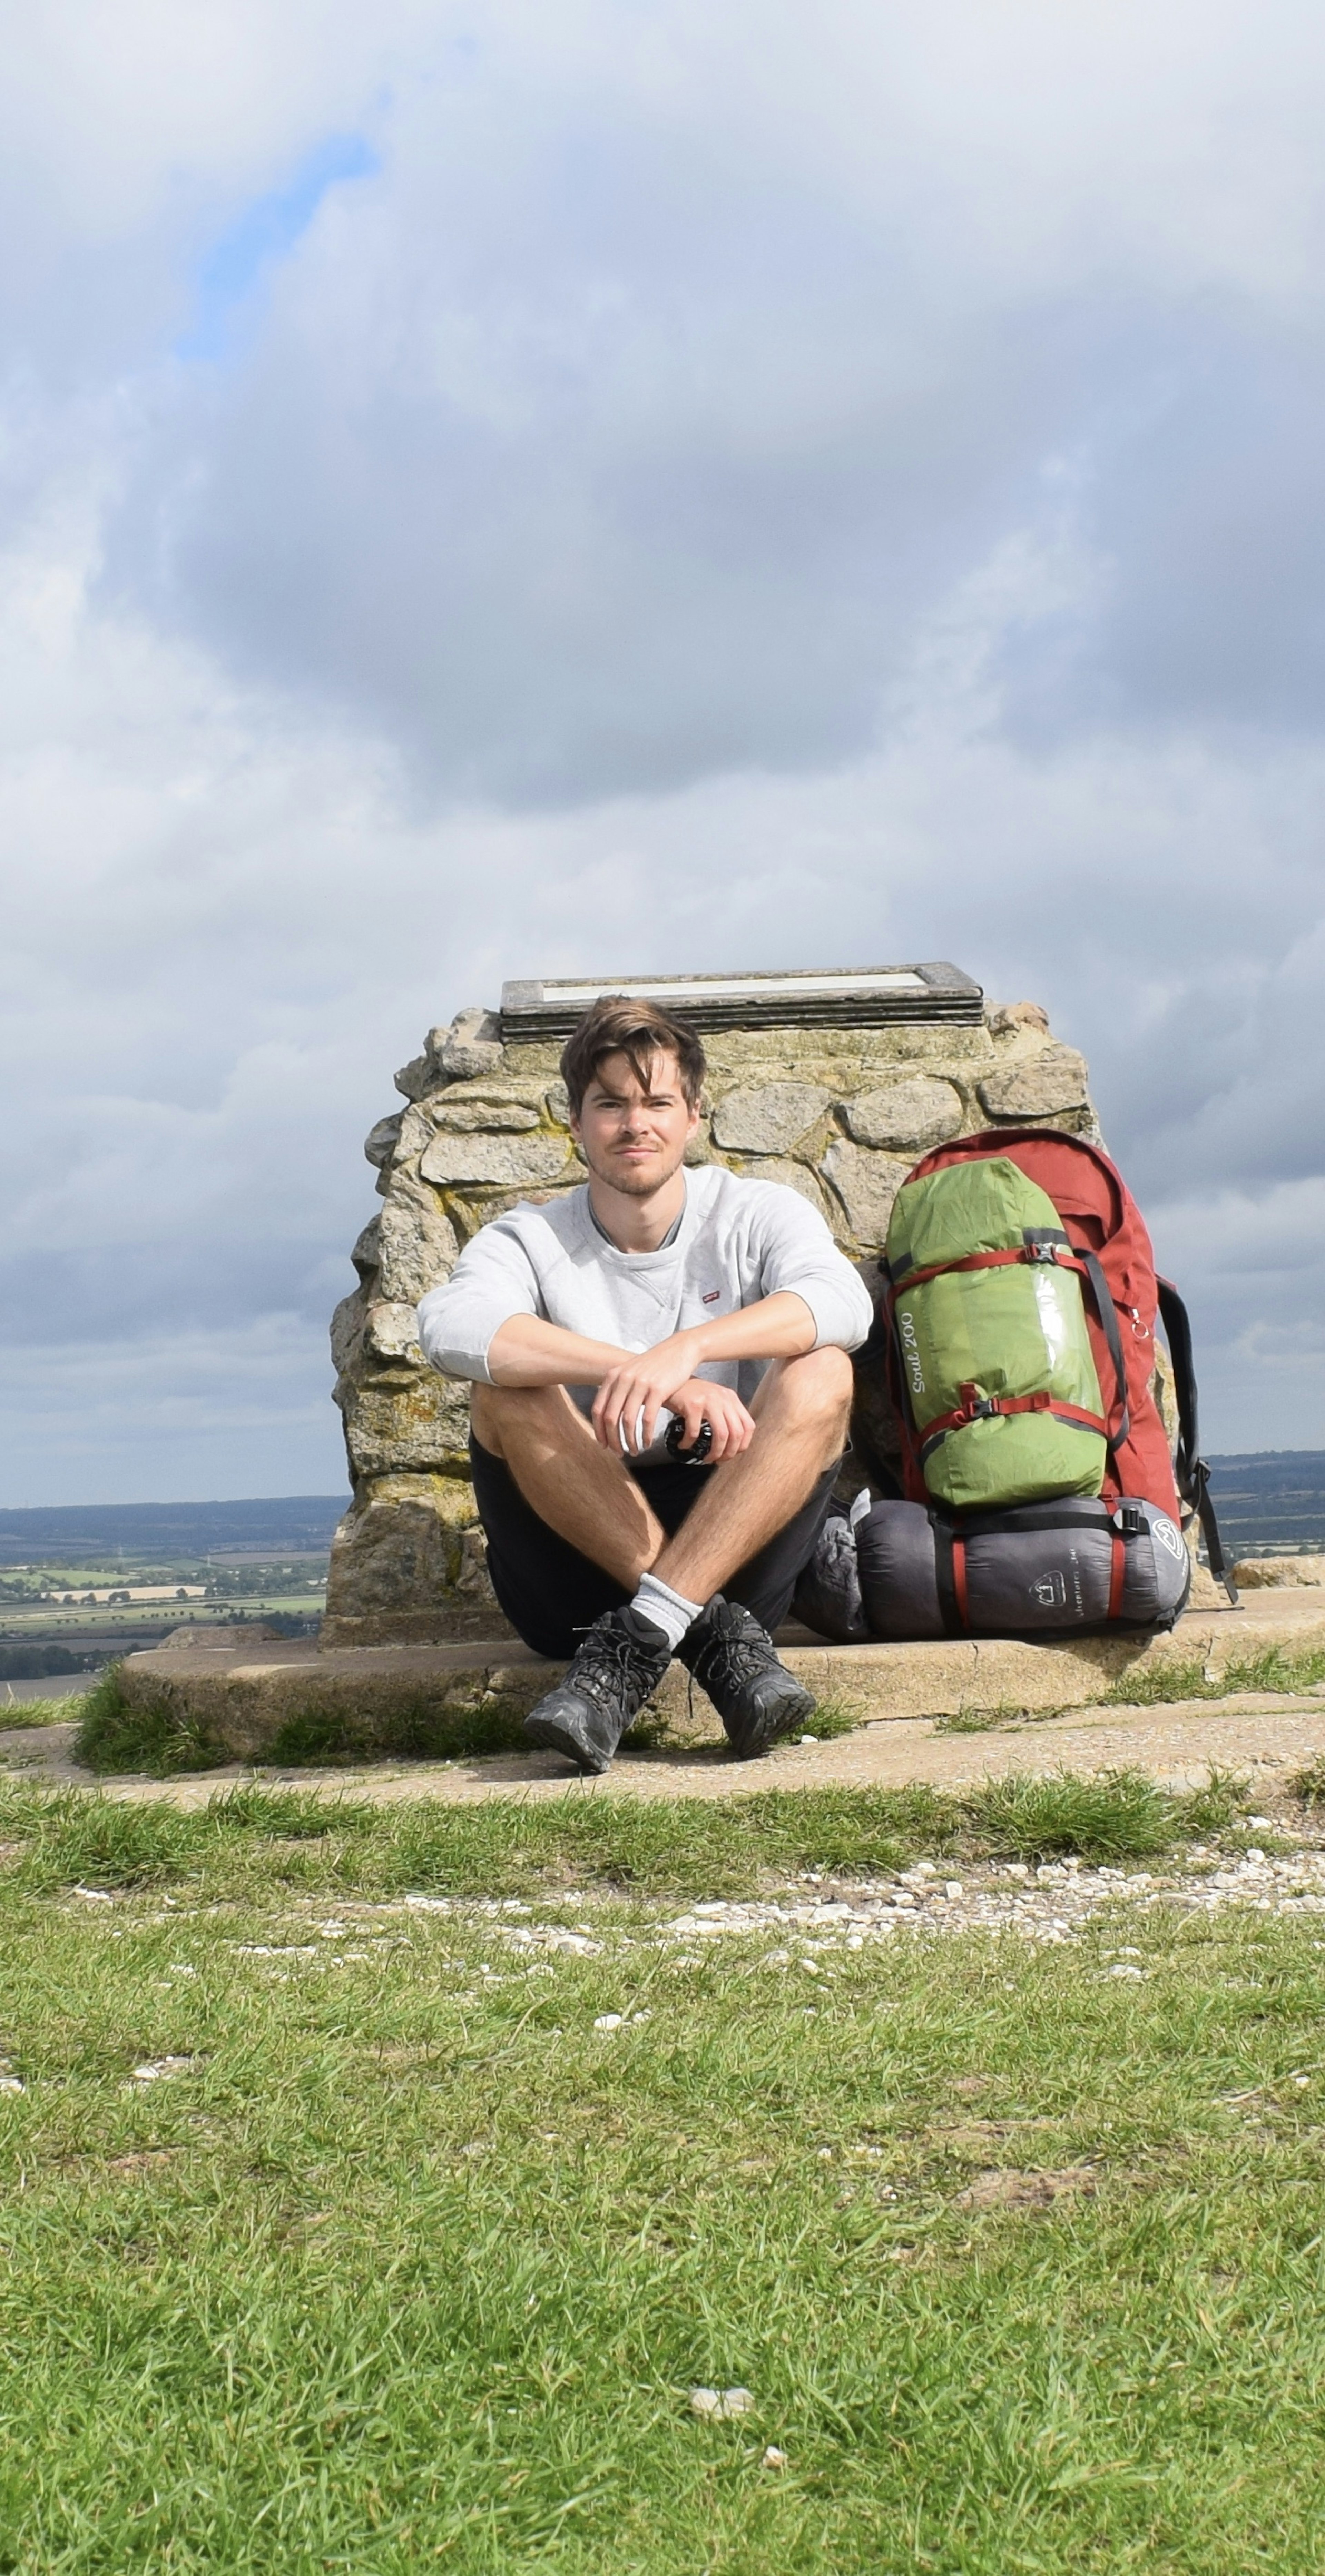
[881,1126,1236,1600]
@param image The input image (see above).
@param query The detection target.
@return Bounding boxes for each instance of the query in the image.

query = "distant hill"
[1207,1453,1325,1557]
[0,1497,346,1565]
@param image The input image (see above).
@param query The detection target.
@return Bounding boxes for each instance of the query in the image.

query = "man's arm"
[488,1293,816,1457]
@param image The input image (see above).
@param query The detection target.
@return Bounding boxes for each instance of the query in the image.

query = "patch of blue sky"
[178,132,380,363]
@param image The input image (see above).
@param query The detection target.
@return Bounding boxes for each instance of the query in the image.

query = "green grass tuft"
[962,1766,1178,1862]
[0,1688,92,1730]
[798,1695,861,1741]
[1105,1645,1325,1708]
[1172,1767,1255,1838]
[74,1667,225,1776]
[1287,1757,1325,1807]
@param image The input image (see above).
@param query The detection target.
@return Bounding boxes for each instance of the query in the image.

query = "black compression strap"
[1155,1277,1237,1604]
[943,1499,1120,1541]
[1192,1457,1240,1608]
[1079,1249,1130,1452]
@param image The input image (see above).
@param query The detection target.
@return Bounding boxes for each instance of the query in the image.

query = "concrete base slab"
[100,1589,1325,1771]
[7,1684,1325,1810]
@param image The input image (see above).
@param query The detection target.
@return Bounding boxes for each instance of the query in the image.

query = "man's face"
[570,1049,701,1197]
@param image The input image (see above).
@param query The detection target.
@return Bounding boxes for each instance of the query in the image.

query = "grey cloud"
[0,1317,342,1508]
[86,17,1325,807]
[3,0,1325,1496]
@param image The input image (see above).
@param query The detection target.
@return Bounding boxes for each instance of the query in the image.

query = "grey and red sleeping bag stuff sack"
[793,1128,1235,1645]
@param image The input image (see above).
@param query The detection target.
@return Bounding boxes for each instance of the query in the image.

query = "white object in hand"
[619,1404,677,1453]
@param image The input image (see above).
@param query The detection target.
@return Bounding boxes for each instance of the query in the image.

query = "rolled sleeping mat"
[790,1509,871,1643]
[855,1496,1192,1640]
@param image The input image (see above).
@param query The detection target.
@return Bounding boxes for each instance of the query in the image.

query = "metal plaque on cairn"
[499,963,983,1039]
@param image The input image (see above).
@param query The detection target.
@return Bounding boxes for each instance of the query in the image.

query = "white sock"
[631,1571,704,1652]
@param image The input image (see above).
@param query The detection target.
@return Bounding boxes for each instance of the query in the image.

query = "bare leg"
[653,1346,853,1606]
[470,1381,666,1589]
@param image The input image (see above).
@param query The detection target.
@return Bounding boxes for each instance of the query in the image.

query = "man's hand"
[591,1333,756,1459]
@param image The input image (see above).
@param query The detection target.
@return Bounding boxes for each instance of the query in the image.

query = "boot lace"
[689,1610,777,1699]
[569,1618,665,1711]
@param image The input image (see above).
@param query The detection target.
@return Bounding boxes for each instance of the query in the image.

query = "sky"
[1,0,1323,1504]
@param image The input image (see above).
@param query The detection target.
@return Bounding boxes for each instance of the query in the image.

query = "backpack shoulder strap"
[1078,1247,1130,1451]
[1156,1277,1239,1606]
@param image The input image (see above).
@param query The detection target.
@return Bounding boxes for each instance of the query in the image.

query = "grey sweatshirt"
[415,1164,873,1448]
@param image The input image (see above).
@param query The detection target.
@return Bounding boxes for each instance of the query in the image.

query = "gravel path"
[109,1842,1325,1961]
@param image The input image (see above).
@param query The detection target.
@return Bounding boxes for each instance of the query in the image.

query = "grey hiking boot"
[676,1596,816,1759]
[523,1604,674,1775]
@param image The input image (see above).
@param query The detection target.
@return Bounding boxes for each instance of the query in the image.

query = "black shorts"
[469,1434,839,1659]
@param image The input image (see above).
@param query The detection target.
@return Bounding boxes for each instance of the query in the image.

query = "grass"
[0,1765,1254,1906]
[0,1687,91,1730]
[1103,1644,1325,1707]
[0,1804,1323,2571]
[1287,1757,1325,1808]
[73,1667,547,1777]
[932,1700,1058,1736]
[795,1694,861,1743]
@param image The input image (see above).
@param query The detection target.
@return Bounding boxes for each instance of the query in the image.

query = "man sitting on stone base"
[416,995,873,1774]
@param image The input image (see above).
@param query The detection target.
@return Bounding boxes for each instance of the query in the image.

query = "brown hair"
[559,994,706,1118]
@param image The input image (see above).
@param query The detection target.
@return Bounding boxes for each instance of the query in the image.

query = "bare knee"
[470,1380,579,1460]
[765,1345,854,1435]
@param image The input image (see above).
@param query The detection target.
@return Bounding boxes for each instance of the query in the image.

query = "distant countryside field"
[0,1498,342,1698]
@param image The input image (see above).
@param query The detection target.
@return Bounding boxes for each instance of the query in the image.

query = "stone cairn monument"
[324,965,1102,1646]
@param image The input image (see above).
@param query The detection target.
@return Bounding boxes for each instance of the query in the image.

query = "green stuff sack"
[884,1157,1107,1511]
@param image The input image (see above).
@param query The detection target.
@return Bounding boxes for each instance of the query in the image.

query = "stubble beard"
[581,1137,688,1201]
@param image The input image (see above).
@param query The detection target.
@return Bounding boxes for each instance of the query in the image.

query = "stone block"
[1234,1554,1324,1588]
[330,1289,367,1377]
[363,1301,425,1370]
[986,1000,1050,1038]
[978,1044,1089,1121]
[710,1082,833,1155]
[322,1472,514,1646]
[364,1112,404,1168]
[844,1076,963,1152]
[819,1140,913,1246]
[338,1374,472,1480]
[392,1102,435,1162]
[420,1129,576,1188]
[351,1217,381,1281]
[433,1007,504,1082]
[329,1479,464,1610]
[444,1181,582,1244]
[393,1053,433,1101]
[430,1099,541,1133]
[374,1182,459,1305]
